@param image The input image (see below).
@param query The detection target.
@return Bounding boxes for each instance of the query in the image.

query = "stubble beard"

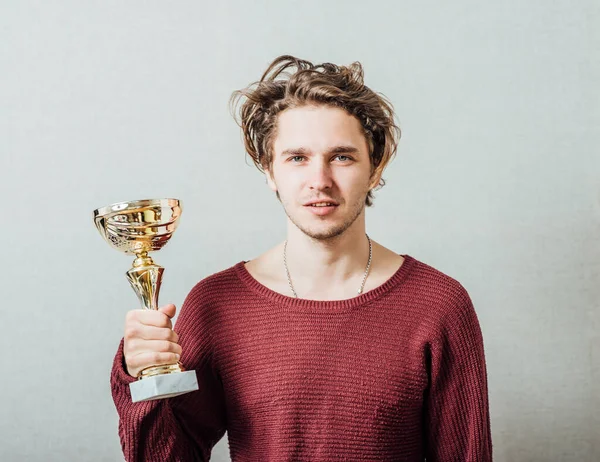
[281,193,367,241]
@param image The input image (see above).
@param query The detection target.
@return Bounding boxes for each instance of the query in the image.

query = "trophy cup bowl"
[93,198,198,403]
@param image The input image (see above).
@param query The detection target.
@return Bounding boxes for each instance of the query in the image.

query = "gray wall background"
[1,1,598,461]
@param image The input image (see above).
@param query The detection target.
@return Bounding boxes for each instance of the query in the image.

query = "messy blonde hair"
[230,55,401,206]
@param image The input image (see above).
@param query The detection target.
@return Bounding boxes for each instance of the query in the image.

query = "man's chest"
[214,308,429,434]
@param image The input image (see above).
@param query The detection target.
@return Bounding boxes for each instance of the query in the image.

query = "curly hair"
[229,55,401,206]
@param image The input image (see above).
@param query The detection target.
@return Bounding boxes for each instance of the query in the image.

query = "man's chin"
[283,204,361,240]
[295,223,350,241]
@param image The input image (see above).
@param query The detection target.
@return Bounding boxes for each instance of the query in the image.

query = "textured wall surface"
[1,1,598,460]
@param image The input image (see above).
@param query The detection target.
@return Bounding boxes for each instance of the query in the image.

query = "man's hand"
[123,304,183,378]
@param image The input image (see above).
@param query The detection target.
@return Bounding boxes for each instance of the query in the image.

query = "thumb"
[158,303,177,319]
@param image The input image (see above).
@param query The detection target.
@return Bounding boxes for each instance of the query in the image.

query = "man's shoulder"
[409,256,469,295]
[186,261,246,299]
[405,255,475,318]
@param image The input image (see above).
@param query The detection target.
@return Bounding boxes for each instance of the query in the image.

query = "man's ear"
[368,169,383,191]
[265,168,278,192]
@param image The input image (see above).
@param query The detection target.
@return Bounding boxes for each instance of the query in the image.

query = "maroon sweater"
[111,254,493,461]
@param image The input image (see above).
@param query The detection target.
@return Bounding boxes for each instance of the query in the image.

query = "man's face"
[266,104,379,240]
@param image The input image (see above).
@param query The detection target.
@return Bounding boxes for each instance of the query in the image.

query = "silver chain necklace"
[283,234,372,298]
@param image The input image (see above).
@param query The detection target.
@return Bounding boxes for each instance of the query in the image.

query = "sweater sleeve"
[423,289,493,461]
[110,283,227,462]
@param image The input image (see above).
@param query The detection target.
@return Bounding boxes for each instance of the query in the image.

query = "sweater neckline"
[233,254,416,313]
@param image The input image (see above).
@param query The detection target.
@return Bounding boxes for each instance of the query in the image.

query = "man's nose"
[308,161,333,190]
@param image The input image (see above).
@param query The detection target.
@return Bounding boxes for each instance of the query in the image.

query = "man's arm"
[424,289,493,461]
[111,284,227,462]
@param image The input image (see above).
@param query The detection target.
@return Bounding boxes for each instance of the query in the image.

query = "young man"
[111,55,493,461]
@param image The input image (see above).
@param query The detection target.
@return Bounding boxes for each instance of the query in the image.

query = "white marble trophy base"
[129,370,199,403]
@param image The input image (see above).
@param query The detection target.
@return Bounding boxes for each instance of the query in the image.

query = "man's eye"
[334,155,352,162]
[290,156,305,162]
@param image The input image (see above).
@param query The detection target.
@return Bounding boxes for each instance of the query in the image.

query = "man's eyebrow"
[328,145,360,154]
[280,145,360,156]
[281,147,309,157]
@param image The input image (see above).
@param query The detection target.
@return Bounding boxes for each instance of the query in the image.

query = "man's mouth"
[303,200,339,216]
[304,199,340,207]
[309,202,337,207]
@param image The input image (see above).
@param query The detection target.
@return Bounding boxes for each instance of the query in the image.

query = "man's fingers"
[122,305,180,378]
[124,325,178,343]
[127,309,173,329]
[158,303,177,319]
[125,339,182,357]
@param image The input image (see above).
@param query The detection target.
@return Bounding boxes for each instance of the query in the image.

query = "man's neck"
[283,224,371,298]
[244,227,405,301]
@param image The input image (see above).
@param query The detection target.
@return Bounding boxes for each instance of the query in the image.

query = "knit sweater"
[111,254,493,461]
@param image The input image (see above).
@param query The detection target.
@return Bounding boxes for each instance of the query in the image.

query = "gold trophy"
[93,198,199,403]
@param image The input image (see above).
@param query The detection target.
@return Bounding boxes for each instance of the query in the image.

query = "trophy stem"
[126,251,185,381]
[126,252,164,311]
